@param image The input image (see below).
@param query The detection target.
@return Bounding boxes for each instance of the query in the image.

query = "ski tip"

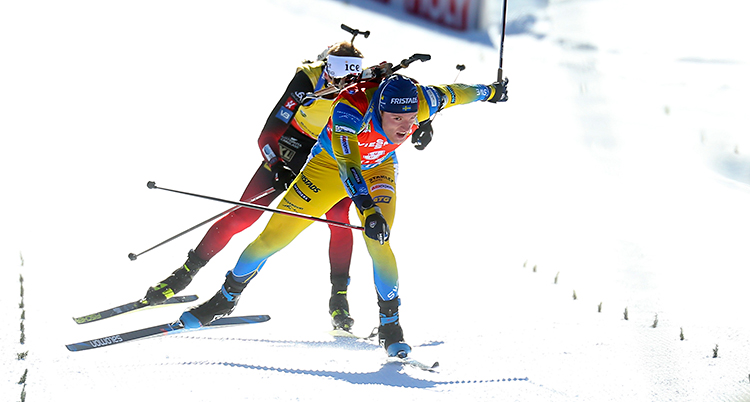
[72,314,100,325]
[66,343,83,352]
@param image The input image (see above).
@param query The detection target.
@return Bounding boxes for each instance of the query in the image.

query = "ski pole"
[453,64,466,82]
[429,64,465,122]
[128,187,276,261]
[146,181,365,232]
[498,0,508,82]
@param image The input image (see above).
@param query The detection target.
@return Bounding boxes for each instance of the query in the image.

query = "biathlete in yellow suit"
[142,42,365,331]
[180,73,509,357]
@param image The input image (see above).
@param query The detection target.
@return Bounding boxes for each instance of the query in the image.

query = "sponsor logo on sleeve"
[279,135,303,150]
[335,124,356,135]
[344,179,356,196]
[477,87,490,99]
[262,144,277,163]
[275,106,293,123]
[426,87,438,107]
[446,86,457,104]
[292,91,306,103]
[340,135,351,155]
[284,96,299,110]
[349,168,363,184]
[279,144,296,162]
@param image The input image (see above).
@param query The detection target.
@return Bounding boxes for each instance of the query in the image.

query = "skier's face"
[380,111,418,144]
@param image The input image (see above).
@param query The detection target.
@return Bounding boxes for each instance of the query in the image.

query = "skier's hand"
[270,161,296,191]
[411,119,433,150]
[487,77,509,103]
[363,206,389,245]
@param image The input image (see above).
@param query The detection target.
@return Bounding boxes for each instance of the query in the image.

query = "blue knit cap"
[378,75,419,113]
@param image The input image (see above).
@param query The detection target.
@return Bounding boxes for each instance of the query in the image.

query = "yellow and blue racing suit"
[229,78,496,302]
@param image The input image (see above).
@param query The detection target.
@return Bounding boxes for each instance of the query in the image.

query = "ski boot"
[179,272,247,329]
[378,297,411,358]
[143,249,208,305]
[329,275,354,331]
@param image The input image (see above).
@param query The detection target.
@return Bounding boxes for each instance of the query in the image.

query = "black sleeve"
[256,70,316,165]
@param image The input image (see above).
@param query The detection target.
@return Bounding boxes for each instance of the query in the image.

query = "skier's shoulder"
[296,61,325,85]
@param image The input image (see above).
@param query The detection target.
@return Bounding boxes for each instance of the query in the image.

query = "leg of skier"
[179,152,347,327]
[359,160,410,357]
[326,197,354,330]
[142,163,278,305]
[143,129,316,306]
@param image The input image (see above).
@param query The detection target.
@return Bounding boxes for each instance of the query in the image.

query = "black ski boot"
[329,275,354,331]
[179,272,247,329]
[377,297,411,357]
[144,250,208,305]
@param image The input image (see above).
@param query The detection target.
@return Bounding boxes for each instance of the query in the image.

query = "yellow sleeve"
[416,83,493,121]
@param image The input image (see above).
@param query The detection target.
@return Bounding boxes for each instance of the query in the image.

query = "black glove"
[487,77,509,103]
[270,161,296,191]
[411,119,433,150]
[363,206,389,245]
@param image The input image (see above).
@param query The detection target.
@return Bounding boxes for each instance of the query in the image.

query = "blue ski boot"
[378,297,411,358]
[179,272,247,329]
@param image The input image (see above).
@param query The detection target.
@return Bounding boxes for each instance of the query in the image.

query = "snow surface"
[2,0,750,401]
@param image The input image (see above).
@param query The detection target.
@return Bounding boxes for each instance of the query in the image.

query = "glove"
[411,119,433,150]
[363,206,390,245]
[487,77,509,103]
[270,161,296,191]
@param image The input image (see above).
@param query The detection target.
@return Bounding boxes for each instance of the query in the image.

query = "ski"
[387,356,440,372]
[328,327,377,340]
[65,314,270,352]
[72,295,199,324]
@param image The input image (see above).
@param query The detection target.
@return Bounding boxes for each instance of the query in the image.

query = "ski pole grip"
[147,181,157,189]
